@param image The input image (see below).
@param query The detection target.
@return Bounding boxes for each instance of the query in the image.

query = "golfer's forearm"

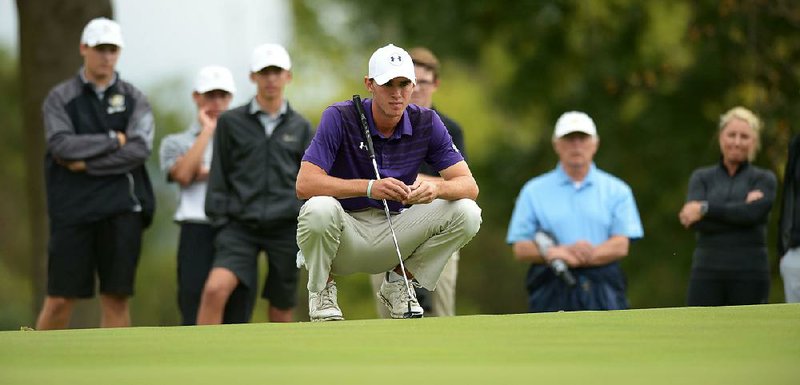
[436,175,479,201]
[587,236,629,265]
[512,241,546,263]
[297,174,371,200]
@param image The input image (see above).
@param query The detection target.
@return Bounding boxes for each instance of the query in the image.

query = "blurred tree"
[16,0,113,317]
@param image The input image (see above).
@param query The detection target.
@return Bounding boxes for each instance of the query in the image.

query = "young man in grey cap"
[296,43,482,321]
[160,66,241,325]
[196,44,313,324]
[36,17,155,329]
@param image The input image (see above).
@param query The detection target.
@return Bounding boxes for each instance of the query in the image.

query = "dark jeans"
[525,263,629,312]
[687,268,770,306]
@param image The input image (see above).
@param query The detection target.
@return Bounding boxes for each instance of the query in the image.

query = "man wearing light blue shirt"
[506,111,643,312]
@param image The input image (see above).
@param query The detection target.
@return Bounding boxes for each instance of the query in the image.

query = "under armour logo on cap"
[368,44,416,85]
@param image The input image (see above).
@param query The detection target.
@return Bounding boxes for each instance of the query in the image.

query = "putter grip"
[352,95,376,156]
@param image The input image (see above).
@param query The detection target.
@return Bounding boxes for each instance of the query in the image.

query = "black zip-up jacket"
[205,101,312,227]
[43,71,155,227]
[778,134,800,257]
[687,160,776,272]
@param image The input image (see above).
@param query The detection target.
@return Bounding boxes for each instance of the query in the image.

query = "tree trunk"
[16,0,113,323]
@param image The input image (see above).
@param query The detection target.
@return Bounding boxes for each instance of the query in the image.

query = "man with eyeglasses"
[369,46,468,318]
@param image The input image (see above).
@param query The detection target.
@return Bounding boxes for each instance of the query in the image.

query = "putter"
[352,94,421,319]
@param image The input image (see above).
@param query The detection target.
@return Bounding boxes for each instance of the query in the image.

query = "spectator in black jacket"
[196,44,313,324]
[679,106,776,306]
[36,18,155,329]
[778,134,800,303]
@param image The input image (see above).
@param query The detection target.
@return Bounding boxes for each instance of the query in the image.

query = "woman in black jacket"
[679,106,776,306]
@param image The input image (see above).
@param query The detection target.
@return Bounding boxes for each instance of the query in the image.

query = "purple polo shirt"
[302,98,463,212]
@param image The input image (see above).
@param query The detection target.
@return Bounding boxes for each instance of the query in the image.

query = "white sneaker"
[378,276,424,318]
[309,281,344,322]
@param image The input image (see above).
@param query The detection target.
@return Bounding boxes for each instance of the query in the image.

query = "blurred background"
[1,0,798,329]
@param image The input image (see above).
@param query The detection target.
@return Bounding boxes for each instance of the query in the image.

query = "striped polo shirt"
[302,98,463,212]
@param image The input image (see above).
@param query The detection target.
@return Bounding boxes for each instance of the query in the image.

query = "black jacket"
[43,72,155,227]
[418,108,467,176]
[687,161,776,272]
[205,101,312,227]
[778,134,800,257]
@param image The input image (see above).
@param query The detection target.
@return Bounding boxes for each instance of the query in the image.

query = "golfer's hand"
[679,201,703,228]
[371,178,411,202]
[404,180,438,205]
[568,241,594,264]
[746,189,763,203]
[545,246,581,267]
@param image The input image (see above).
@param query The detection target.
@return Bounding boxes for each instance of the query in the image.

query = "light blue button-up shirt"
[506,163,644,246]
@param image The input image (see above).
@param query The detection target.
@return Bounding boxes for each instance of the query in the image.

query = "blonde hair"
[719,106,762,161]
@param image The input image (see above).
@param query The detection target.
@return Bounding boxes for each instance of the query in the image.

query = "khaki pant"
[297,197,481,293]
[370,252,459,318]
[781,247,800,303]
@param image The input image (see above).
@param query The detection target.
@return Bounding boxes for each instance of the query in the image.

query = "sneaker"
[378,277,424,318]
[309,280,344,322]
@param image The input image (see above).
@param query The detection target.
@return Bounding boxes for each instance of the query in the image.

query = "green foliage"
[0,46,35,329]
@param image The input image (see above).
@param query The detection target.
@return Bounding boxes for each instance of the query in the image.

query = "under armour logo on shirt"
[359,142,367,151]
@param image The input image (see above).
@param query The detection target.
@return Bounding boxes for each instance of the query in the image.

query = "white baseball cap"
[251,43,291,72]
[553,111,598,139]
[81,18,124,48]
[368,44,416,85]
[194,66,236,94]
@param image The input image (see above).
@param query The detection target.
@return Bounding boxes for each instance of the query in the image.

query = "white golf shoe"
[378,276,424,318]
[309,280,344,322]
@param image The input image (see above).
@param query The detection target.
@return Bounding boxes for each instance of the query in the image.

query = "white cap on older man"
[553,111,597,139]
[194,66,236,94]
[251,43,291,72]
[81,17,124,48]
[368,44,416,85]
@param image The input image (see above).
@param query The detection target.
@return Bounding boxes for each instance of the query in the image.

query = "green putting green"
[2,304,798,385]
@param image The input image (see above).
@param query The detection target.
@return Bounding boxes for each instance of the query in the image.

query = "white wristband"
[367,179,375,199]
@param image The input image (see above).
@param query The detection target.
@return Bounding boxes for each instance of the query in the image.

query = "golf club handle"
[352,95,377,160]
[549,259,577,287]
[534,231,578,287]
[353,96,415,301]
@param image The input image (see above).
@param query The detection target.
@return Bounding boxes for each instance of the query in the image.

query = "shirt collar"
[717,157,750,175]
[555,162,598,187]
[249,98,288,118]
[364,98,412,140]
[78,67,118,93]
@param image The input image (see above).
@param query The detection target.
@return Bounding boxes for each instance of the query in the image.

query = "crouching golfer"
[295,44,482,321]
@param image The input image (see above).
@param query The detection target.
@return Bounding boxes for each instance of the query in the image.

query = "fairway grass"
[2,304,798,385]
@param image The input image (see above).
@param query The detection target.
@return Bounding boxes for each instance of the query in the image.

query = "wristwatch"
[699,201,709,217]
